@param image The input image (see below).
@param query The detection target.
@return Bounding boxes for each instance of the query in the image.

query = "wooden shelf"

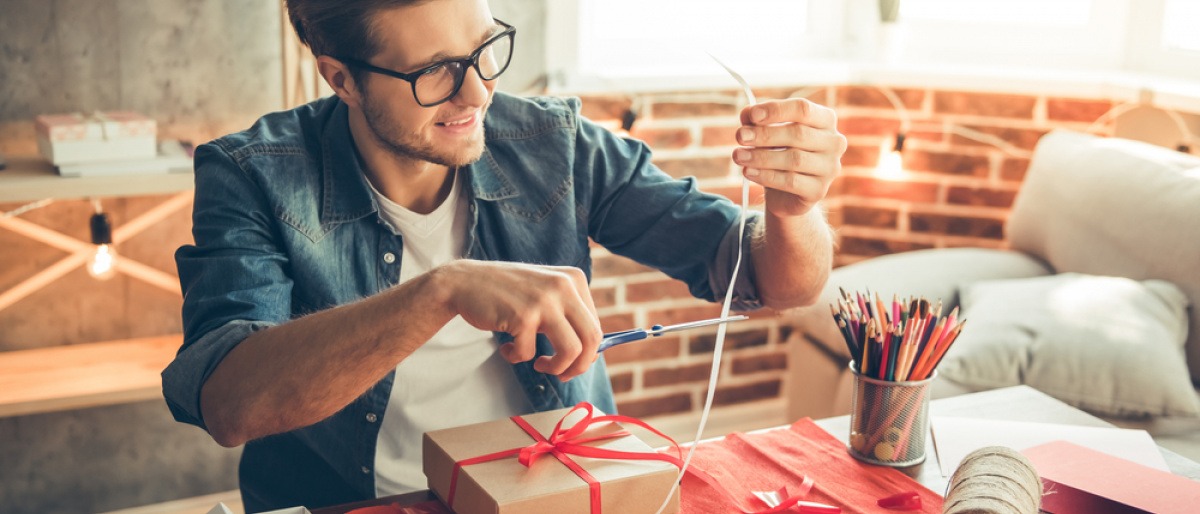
[0,156,194,203]
[0,334,181,418]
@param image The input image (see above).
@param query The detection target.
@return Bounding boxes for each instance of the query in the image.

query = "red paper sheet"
[1024,440,1200,514]
[681,418,943,513]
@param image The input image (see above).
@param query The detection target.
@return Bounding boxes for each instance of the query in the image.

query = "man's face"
[357,0,499,167]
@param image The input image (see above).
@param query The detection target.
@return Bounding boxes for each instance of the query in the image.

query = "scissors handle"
[597,329,649,353]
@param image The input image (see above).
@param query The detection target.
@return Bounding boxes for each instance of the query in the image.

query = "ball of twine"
[944,446,1042,514]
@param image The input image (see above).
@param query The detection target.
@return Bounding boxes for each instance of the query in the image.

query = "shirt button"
[365,412,378,423]
[382,252,396,264]
[535,384,546,393]
[361,466,371,474]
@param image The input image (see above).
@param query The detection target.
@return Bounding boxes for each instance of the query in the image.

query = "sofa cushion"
[939,273,1198,418]
[789,248,1051,360]
[1007,130,1200,381]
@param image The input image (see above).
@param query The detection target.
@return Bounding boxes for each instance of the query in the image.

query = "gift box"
[423,403,680,514]
[35,111,157,165]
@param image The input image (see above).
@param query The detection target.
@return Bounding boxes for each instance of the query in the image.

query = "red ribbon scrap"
[877,491,922,511]
[445,402,845,514]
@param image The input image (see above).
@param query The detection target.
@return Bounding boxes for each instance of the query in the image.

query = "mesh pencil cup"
[847,364,935,467]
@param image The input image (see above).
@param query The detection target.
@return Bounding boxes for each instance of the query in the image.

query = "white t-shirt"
[366,171,530,496]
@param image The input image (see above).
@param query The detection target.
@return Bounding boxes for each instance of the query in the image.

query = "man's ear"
[316,56,364,109]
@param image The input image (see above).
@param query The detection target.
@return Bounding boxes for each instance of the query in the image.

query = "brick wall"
[578,85,1182,419]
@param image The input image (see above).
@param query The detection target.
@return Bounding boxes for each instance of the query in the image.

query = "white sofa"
[785,130,1200,460]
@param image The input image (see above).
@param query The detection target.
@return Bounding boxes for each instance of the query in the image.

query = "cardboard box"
[424,407,680,514]
[35,111,157,165]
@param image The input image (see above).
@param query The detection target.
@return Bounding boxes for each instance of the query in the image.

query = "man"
[162,0,845,511]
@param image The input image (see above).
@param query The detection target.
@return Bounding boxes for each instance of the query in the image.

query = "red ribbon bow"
[446,402,684,514]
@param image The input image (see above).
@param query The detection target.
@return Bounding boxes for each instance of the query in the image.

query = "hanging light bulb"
[875,132,906,181]
[88,202,118,280]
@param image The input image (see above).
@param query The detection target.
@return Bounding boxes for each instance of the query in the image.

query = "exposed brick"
[626,278,693,303]
[591,286,617,309]
[837,236,934,258]
[1001,158,1031,182]
[954,125,1047,151]
[903,150,990,177]
[906,130,945,143]
[647,304,724,327]
[909,212,1005,239]
[839,176,940,203]
[752,87,830,104]
[592,254,653,279]
[841,145,881,167]
[652,101,739,119]
[654,157,733,180]
[838,117,902,137]
[599,313,635,333]
[579,95,633,123]
[713,379,782,405]
[837,86,925,110]
[946,186,1018,208]
[690,328,771,354]
[617,393,693,418]
[933,91,1037,118]
[701,125,740,147]
[603,336,681,365]
[1047,98,1113,122]
[840,205,899,229]
[644,361,715,387]
[704,184,767,205]
[731,352,788,374]
[630,126,692,150]
[779,325,795,343]
[609,372,634,394]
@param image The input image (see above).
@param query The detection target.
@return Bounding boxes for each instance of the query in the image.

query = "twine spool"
[944,446,1042,514]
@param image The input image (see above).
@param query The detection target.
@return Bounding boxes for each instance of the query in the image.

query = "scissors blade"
[707,52,757,105]
[649,315,749,336]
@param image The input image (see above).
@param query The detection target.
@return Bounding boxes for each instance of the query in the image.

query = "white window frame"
[1125,0,1200,80]
[545,0,844,93]
[546,0,1200,101]
[890,0,1130,71]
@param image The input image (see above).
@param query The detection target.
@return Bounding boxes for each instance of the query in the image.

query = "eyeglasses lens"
[413,32,513,105]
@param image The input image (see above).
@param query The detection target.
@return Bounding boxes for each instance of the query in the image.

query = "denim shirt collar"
[318,98,520,228]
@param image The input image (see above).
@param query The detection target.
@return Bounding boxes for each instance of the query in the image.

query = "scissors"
[598,315,750,353]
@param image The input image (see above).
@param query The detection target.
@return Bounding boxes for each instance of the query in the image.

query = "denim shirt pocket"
[474,135,588,269]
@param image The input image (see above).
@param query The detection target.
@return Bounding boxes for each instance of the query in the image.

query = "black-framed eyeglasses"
[337,19,515,107]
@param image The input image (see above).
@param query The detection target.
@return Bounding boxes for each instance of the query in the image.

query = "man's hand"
[732,99,847,217]
[436,260,602,382]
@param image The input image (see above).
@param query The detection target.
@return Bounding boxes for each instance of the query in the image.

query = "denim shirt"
[163,92,763,512]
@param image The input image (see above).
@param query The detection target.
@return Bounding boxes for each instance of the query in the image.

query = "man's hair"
[286,0,427,62]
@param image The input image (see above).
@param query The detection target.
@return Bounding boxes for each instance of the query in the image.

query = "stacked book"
[34,111,193,178]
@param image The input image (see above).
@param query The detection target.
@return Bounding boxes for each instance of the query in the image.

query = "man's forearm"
[751,207,834,310]
[200,269,456,447]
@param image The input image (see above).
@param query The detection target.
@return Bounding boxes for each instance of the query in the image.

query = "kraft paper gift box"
[35,111,157,165]
[423,404,680,514]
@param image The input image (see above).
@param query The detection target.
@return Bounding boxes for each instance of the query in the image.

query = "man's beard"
[361,93,487,168]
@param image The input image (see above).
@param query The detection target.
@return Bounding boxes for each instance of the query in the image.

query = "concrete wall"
[0,1,544,512]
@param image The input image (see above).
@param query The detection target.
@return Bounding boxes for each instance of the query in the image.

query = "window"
[1162,0,1200,52]
[546,0,832,90]
[546,0,1200,91]
[892,0,1128,70]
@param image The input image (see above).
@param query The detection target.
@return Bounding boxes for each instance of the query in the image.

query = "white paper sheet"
[931,416,1168,477]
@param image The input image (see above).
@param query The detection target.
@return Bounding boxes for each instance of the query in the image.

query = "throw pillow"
[938,273,1197,418]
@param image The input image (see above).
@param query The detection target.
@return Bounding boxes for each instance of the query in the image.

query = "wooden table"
[314,385,1200,513]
